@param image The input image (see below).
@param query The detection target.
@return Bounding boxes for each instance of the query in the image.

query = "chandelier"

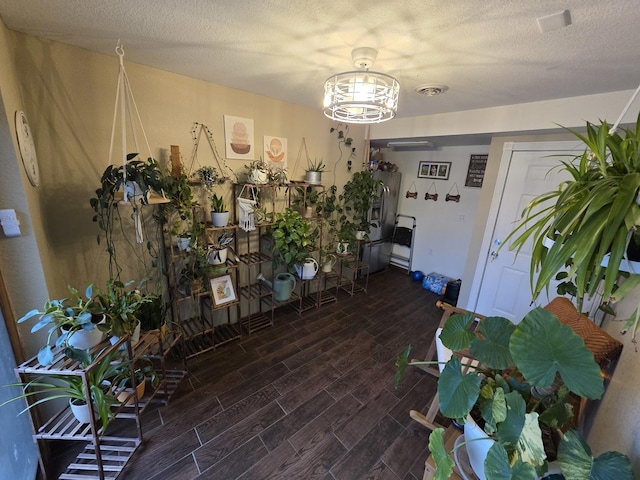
[323,47,400,124]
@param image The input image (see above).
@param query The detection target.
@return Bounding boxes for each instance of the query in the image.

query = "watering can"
[295,257,319,280]
[273,273,297,301]
[322,254,337,273]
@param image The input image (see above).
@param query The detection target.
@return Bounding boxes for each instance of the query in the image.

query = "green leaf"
[440,313,476,350]
[470,316,515,369]
[516,413,546,467]
[558,430,635,480]
[496,391,526,446]
[37,346,54,366]
[394,345,411,388]
[509,308,604,399]
[428,428,455,480]
[438,357,481,419]
[484,442,537,480]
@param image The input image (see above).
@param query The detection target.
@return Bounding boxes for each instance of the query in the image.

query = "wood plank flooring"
[52,268,444,479]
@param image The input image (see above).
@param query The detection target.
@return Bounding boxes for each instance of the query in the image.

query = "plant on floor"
[501,110,640,340]
[1,347,123,430]
[395,308,633,480]
[17,284,106,365]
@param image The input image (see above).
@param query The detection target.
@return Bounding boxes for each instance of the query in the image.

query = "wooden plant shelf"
[59,437,140,480]
[240,313,273,334]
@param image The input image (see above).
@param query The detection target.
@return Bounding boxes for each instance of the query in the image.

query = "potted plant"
[90,156,168,279]
[196,165,222,192]
[291,186,322,218]
[112,356,159,405]
[305,158,325,185]
[340,170,381,239]
[270,209,317,278]
[97,280,152,344]
[503,112,640,340]
[18,284,106,366]
[244,158,269,184]
[210,193,229,227]
[395,307,634,479]
[136,293,168,332]
[2,347,123,430]
[207,229,234,266]
[268,166,288,186]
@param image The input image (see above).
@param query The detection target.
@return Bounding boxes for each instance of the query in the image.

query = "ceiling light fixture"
[323,47,400,124]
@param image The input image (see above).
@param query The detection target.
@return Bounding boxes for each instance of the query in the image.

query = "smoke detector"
[415,84,449,96]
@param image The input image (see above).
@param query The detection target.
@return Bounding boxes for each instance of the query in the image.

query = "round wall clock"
[15,110,40,187]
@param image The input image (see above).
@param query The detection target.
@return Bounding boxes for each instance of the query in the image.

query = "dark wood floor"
[54,268,444,479]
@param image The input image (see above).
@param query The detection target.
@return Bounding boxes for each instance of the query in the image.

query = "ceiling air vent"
[415,84,449,96]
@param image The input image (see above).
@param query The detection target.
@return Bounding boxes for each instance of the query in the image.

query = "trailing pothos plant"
[395,308,634,480]
[90,155,167,280]
[340,170,382,236]
[269,209,316,271]
[502,112,640,341]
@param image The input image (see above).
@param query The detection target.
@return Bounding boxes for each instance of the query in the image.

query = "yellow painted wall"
[5,30,364,322]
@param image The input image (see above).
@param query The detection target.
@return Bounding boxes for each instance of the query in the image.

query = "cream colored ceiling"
[1,1,639,120]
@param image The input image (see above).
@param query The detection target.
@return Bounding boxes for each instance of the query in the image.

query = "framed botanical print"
[209,274,237,306]
[418,161,451,180]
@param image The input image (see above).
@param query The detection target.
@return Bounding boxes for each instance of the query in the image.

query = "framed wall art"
[209,274,237,306]
[418,161,450,180]
[224,115,254,160]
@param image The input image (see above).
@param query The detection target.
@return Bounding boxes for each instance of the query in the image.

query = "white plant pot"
[208,247,228,265]
[69,399,92,424]
[336,242,349,255]
[249,169,268,184]
[109,321,141,347]
[66,315,106,350]
[177,237,191,251]
[355,230,366,240]
[211,211,230,227]
[464,416,494,480]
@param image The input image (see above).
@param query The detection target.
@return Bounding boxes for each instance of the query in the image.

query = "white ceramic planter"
[355,230,366,240]
[249,170,268,184]
[211,211,230,227]
[69,399,92,424]
[208,247,228,265]
[463,416,494,480]
[66,315,106,350]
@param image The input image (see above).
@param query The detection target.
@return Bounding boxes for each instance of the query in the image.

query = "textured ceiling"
[1,0,640,121]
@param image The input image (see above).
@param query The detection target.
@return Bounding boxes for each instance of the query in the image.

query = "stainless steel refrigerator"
[361,171,402,273]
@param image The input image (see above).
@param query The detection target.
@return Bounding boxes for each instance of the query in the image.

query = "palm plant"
[503,112,640,339]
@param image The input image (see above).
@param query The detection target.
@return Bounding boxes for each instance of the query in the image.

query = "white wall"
[383,145,488,280]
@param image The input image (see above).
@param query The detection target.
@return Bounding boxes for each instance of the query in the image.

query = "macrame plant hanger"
[292,137,311,181]
[187,121,235,181]
[107,42,162,243]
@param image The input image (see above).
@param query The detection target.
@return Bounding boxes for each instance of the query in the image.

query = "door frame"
[466,140,584,314]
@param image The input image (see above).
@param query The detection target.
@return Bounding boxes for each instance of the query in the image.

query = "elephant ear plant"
[395,308,633,480]
[502,111,640,340]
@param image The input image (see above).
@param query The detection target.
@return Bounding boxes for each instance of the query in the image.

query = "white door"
[469,141,585,323]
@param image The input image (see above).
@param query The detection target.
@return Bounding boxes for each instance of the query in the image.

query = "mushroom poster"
[264,135,287,172]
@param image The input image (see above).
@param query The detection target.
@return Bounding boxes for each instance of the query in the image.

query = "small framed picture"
[209,274,237,306]
[418,161,451,180]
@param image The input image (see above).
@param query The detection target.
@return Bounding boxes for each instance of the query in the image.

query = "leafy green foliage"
[428,428,455,480]
[501,112,640,339]
[210,193,227,213]
[509,308,604,399]
[270,209,317,269]
[438,357,481,419]
[393,305,624,479]
[558,430,635,480]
